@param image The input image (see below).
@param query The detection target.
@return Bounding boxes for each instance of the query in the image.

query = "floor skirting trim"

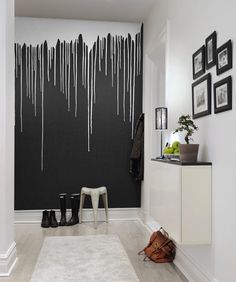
[0,242,17,277]
[15,208,141,224]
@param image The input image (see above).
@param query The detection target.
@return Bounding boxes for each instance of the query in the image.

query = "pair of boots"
[41,210,58,228]
[59,193,80,226]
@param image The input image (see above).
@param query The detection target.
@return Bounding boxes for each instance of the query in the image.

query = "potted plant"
[173,115,199,162]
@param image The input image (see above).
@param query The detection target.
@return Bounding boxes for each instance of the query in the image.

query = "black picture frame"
[216,40,232,75]
[192,45,205,80]
[205,31,217,69]
[214,76,232,113]
[192,73,211,119]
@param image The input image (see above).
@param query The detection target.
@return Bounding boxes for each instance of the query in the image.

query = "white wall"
[15,17,140,48]
[0,0,17,276]
[143,0,236,281]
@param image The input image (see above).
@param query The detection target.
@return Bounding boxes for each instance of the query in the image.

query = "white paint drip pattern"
[15,32,142,171]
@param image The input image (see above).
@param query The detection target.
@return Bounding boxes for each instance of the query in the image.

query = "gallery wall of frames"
[192,31,233,119]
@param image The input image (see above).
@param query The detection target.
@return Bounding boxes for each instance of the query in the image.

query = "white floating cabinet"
[150,159,212,245]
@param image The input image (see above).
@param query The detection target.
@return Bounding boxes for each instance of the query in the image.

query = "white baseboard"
[0,242,17,277]
[139,217,216,282]
[15,208,140,224]
[174,246,214,282]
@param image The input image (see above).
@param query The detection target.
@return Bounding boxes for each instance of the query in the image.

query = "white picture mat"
[207,39,213,63]
[194,80,208,114]
[218,48,228,68]
[216,83,228,107]
[194,52,203,73]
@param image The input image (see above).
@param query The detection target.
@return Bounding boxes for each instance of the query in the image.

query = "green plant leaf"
[173,115,198,144]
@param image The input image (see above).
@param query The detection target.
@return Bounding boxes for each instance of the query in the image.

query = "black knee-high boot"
[59,193,67,226]
[66,193,79,226]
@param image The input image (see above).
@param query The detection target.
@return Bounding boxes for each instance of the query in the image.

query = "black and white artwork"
[192,73,211,119]
[214,76,232,113]
[192,46,205,79]
[216,40,232,75]
[15,29,143,210]
[15,33,142,171]
[205,31,217,69]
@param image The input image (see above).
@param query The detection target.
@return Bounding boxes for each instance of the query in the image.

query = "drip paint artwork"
[15,31,142,171]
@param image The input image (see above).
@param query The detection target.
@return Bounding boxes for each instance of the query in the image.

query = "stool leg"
[102,193,109,223]
[79,193,86,224]
[91,192,99,229]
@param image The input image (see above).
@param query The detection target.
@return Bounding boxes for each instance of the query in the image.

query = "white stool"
[79,186,108,229]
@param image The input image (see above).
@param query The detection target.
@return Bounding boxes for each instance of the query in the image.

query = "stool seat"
[81,186,107,195]
[79,186,108,229]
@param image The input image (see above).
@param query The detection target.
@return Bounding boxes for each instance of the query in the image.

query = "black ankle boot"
[50,210,58,228]
[59,193,67,226]
[41,210,50,228]
[66,194,79,226]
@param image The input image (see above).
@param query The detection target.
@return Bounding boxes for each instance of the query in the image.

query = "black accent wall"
[15,28,143,210]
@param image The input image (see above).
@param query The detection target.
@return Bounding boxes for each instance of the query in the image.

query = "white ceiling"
[15,0,156,22]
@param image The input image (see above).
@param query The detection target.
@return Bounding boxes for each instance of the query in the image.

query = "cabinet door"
[150,163,182,242]
[181,166,211,244]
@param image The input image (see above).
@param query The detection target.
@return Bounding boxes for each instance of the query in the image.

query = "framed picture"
[205,31,217,69]
[192,73,211,119]
[192,46,205,80]
[214,76,232,113]
[216,40,232,75]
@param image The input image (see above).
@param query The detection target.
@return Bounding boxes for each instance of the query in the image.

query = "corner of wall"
[0,242,17,277]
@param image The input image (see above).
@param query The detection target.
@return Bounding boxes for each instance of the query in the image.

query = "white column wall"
[143,0,236,281]
[0,0,16,276]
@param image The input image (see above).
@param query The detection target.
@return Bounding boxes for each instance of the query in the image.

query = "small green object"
[172,141,180,150]
[174,149,180,155]
[164,146,174,154]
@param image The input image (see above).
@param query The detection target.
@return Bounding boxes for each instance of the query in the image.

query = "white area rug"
[30,235,139,282]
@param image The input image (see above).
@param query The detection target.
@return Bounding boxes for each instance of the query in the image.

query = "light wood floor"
[0,220,187,282]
